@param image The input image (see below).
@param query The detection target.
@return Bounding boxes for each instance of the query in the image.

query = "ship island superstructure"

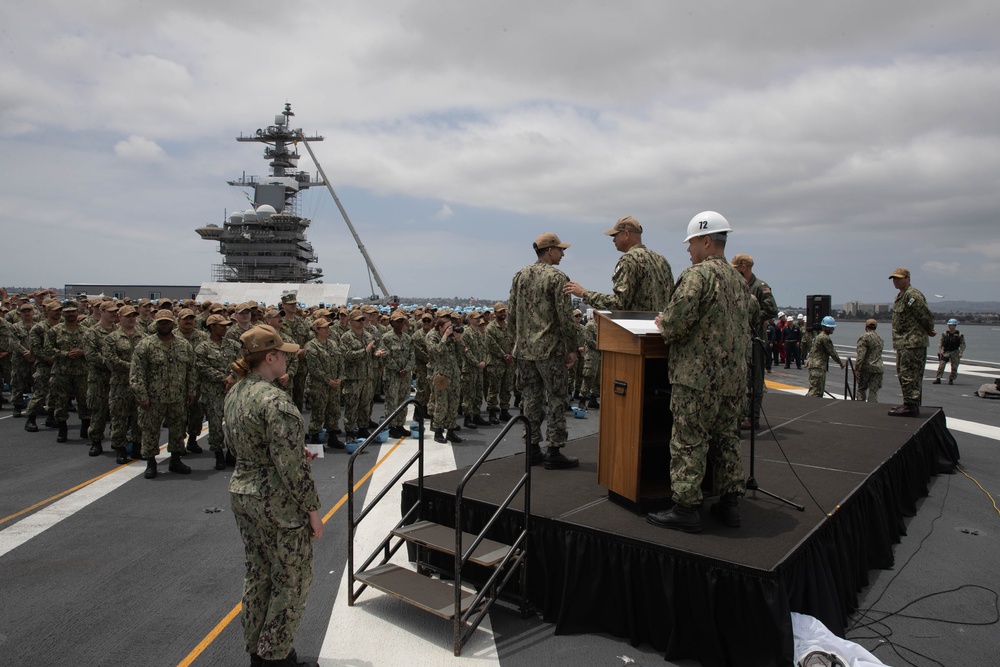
[196,104,325,283]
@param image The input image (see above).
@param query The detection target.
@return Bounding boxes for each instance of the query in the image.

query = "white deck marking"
[319,412,500,665]
[945,417,1000,441]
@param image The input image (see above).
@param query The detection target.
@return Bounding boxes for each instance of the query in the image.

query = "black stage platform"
[401,394,960,667]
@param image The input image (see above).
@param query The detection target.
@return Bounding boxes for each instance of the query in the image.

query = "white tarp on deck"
[196,282,350,308]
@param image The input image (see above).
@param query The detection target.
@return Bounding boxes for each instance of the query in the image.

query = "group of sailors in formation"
[0,289,602,477]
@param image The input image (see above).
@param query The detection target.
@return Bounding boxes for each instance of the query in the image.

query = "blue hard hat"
[821,316,836,328]
[947,318,958,325]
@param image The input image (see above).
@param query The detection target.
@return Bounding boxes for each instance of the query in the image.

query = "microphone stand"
[745,334,805,511]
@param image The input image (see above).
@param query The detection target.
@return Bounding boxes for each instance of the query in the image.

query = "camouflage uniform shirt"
[891,285,934,349]
[508,260,577,361]
[582,244,674,312]
[129,335,196,403]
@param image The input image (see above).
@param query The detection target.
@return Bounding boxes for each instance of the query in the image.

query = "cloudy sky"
[2,1,998,306]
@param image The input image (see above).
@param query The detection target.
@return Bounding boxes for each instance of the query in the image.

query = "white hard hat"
[778,311,785,318]
[684,211,733,243]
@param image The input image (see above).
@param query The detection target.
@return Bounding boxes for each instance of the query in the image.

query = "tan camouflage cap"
[311,318,331,331]
[603,216,642,236]
[178,308,196,319]
[493,302,508,312]
[45,300,63,312]
[533,232,570,250]
[118,305,138,317]
[154,309,175,322]
[390,310,408,322]
[234,303,252,314]
[206,313,231,326]
[99,301,120,312]
[349,310,366,321]
[888,267,910,279]
[240,324,298,354]
[731,254,754,268]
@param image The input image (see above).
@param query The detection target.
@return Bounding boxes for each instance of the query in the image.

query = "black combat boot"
[647,504,702,533]
[44,409,57,428]
[528,442,545,466]
[543,446,578,470]
[587,398,600,409]
[168,452,192,474]
[498,409,513,421]
[488,410,499,425]
[144,458,158,479]
[89,441,103,457]
[114,447,129,465]
[326,433,345,449]
[24,413,39,432]
[446,429,463,444]
[433,428,447,444]
[214,450,226,470]
[80,419,90,440]
[130,442,143,460]
[472,413,489,426]
[186,434,203,454]
[13,405,22,418]
[462,416,478,430]
[710,493,742,528]
[56,421,69,443]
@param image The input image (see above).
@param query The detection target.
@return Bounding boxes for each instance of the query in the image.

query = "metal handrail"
[844,358,857,400]
[347,397,424,605]
[452,414,532,655]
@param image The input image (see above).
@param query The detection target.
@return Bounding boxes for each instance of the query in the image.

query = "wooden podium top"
[595,311,668,358]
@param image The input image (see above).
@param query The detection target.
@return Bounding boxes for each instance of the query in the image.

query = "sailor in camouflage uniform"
[177,308,209,453]
[564,216,674,312]
[805,317,845,398]
[460,311,489,430]
[25,300,62,432]
[934,319,966,385]
[647,212,750,533]
[340,310,381,438]
[303,318,344,448]
[888,267,936,416]
[410,311,435,420]
[46,301,91,443]
[508,233,580,469]
[225,325,322,667]
[195,313,241,469]
[854,319,884,402]
[280,294,312,411]
[130,310,197,478]
[484,302,515,424]
[427,312,464,443]
[731,253,778,429]
[8,302,36,418]
[82,301,119,455]
[104,305,144,463]
[379,310,415,438]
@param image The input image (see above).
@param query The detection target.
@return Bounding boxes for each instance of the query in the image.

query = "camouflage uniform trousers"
[52,372,90,423]
[572,361,584,397]
[26,362,52,416]
[414,370,431,418]
[291,365,308,411]
[806,368,828,398]
[935,351,961,382]
[0,356,10,397]
[138,400,186,459]
[896,347,927,404]
[461,369,484,418]
[517,356,569,448]
[200,391,227,452]
[857,371,883,403]
[669,384,746,507]
[307,382,340,435]
[383,372,411,428]
[431,376,459,432]
[10,359,33,409]
[108,382,138,449]
[341,380,365,433]
[186,400,205,441]
[485,363,513,412]
[580,362,600,399]
[231,492,313,662]
[87,369,111,443]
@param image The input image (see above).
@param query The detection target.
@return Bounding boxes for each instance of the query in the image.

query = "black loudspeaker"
[805,295,831,330]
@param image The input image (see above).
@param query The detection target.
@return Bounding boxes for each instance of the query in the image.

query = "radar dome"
[256,204,276,221]
[230,212,244,224]
[243,208,258,222]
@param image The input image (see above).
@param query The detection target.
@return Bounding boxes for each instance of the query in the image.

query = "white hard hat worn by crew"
[684,211,733,243]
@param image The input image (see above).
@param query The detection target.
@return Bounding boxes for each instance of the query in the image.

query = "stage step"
[355,563,479,619]
[392,520,512,567]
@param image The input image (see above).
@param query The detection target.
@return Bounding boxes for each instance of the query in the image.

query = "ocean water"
[820,321,1000,365]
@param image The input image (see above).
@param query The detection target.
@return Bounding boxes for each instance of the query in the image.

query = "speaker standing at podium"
[646,212,751,534]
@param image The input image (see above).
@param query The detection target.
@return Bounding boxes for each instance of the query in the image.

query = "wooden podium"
[595,311,674,512]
